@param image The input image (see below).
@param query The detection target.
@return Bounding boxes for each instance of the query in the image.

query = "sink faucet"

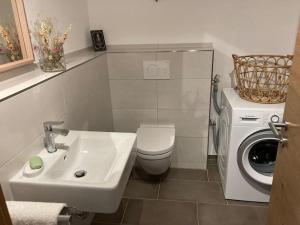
[43,121,70,153]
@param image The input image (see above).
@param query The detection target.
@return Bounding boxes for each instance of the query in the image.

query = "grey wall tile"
[34,75,66,122]
[62,61,94,129]
[83,57,113,131]
[106,49,213,169]
[158,109,209,137]
[110,80,157,109]
[113,109,157,132]
[107,52,156,79]
[157,51,213,78]
[171,137,208,169]
[0,89,42,167]
[157,79,211,110]
[62,57,113,131]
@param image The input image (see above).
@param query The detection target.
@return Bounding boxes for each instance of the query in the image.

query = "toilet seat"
[137,124,175,157]
[137,150,172,160]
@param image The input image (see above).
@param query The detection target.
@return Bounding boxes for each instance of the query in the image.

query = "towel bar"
[58,207,89,225]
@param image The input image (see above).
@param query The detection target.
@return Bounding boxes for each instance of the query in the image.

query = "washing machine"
[218,88,285,202]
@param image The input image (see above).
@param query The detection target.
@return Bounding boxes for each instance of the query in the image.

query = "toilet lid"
[137,127,175,155]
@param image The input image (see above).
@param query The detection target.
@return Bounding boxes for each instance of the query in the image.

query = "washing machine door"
[237,130,280,186]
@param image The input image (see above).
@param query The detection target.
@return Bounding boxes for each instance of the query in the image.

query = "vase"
[38,46,66,72]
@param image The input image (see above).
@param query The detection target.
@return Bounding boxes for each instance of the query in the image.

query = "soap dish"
[23,161,44,178]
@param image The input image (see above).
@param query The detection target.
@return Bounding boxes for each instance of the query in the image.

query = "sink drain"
[74,170,87,178]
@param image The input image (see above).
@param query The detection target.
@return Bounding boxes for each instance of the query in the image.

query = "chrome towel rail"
[58,207,89,225]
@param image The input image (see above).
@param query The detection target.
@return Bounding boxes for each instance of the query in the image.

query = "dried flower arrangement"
[32,18,71,72]
[0,25,23,62]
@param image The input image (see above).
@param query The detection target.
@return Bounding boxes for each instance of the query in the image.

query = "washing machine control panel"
[232,111,284,126]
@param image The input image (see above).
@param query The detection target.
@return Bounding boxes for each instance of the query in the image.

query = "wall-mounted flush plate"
[143,60,170,79]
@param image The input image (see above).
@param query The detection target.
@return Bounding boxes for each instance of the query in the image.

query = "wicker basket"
[232,54,293,104]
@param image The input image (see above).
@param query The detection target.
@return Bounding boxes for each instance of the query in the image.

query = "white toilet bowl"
[136,124,175,175]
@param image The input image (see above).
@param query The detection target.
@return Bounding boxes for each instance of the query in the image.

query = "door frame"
[0,186,12,225]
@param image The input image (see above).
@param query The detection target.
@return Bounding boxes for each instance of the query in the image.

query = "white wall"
[88,0,300,86]
[88,0,300,83]
[24,0,92,53]
[88,0,299,50]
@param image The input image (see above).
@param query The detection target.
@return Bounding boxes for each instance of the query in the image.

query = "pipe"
[212,74,222,115]
[210,119,219,153]
[210,74,222,153]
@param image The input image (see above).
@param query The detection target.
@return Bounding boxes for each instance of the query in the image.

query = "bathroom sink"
[9,131,137,213]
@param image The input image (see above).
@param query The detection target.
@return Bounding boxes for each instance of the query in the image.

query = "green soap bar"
[29,156,43,170]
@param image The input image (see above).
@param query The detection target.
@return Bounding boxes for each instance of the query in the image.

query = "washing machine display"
[237,130,279,185]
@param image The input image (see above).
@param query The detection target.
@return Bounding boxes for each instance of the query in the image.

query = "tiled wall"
[107,49,213,169]
[0,56,113,197]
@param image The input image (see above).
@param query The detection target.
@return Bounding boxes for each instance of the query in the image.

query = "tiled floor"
[92,157,268,225]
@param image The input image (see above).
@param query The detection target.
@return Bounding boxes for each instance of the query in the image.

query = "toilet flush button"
[271,115,280,123]
[143,60,170,79]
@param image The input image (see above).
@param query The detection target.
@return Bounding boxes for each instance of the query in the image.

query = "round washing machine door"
[237,130,280,186]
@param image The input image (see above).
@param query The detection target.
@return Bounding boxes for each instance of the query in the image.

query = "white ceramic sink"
[9,131,137,213]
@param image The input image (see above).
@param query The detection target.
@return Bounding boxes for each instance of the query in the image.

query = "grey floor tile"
[123,199,198,225]
[165,168,208,181]
[159,180,226,204]
[91,223,119,225]
[207,155,217,165]
[123,179,159,199]
[198,203,267,225]
[129,167,141,180]
[227,199,269,207]
[207,165,221,181]
[92,199,127,224]
[255,207,269,225]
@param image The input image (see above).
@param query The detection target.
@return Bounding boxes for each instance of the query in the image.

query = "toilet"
[136,124,175,175]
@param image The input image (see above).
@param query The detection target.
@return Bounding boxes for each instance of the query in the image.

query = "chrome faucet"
[43,121,70,153]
